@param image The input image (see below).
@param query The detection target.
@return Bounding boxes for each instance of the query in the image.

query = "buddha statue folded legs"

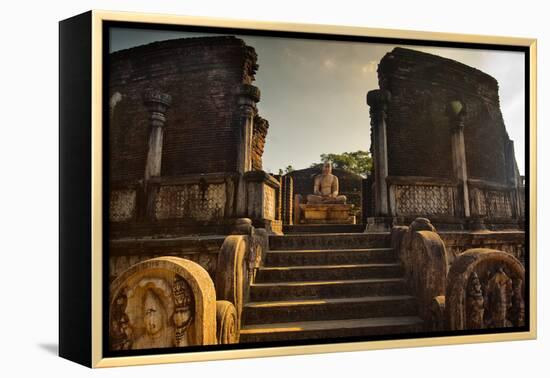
[306,194,347,204]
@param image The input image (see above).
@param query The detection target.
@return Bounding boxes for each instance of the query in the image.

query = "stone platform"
[299,203,355,224]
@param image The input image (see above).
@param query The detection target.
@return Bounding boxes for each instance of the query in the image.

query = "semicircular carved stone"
[216,300,239,344]
[398,220,448,323]
[215,235,249,329]
[109,257,217,351]
[445,248,525,331]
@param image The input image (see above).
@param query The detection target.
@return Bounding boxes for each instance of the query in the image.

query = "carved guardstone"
[109,257,217,350]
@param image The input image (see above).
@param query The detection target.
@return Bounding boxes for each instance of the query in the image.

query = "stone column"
[236,84,261,174]
[235,84,261,216]
[143,91,172,180]
[367,89,391,216]
[142,91,172,219]
[447,100,470,218]
[281,175,294,225]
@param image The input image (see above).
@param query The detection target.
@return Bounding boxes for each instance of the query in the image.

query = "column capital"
[236,84,260,118]
[446,100,466,132]
[143,90,172,115]
[237,83,261,103]
[366,89,391,110]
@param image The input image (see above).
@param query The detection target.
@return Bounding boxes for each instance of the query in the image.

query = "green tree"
[310,150,373,177]
[278,165,295,175]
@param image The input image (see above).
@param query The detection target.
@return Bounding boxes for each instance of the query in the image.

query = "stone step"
[240,316,424,343]
[264,248,397,267]
[283,224,365,234]
[255,263,403,282]
[249,278,407,301]
[242,295,417,324]
[269,232,390,251]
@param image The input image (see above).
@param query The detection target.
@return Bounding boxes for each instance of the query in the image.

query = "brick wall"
[378,47,513,184]
[252,115,269,171]
[108,36,259,183]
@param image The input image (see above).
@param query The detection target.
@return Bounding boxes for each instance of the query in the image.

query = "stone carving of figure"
[306,162,347,204]
[510,278,525,327]
[466,272,485,329]
[485,267,513,328]
[172,275,194,347]
[133,289,175,349]
[110,291,133,350]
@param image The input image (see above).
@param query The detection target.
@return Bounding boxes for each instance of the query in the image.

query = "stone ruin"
[108,36,280,238]
[107,38,528,350]
[366,47,525,231]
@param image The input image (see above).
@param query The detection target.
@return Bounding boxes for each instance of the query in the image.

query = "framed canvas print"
[59,10,537,368]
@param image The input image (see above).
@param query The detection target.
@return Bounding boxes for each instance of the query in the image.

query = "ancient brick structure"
[252,115,269,171]
[108,37,279,236]
[106,41,528,347]
[367,48,524,230]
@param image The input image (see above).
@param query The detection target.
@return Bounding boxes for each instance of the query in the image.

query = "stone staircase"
[240,230,423,343]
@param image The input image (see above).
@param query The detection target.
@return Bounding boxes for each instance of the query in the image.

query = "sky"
[110,28,525,175]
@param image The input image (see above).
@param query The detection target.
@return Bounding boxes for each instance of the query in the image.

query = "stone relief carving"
[464,267,525,330]
[394,184,455,216]
[110,290,133,351]
[109,257,217,350]
[445,249,525,331]
[155,183,226,221]
[171,275,195,347]
[466,272,485,329]
[485,267,513,328]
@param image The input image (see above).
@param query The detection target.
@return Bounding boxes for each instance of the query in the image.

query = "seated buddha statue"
[306,162,347,204]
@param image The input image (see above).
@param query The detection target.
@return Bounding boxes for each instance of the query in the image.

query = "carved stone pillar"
[281,175,294,225]
[235,84,260,217]
[367,89,391,216]
[142,91,171,219]
[447,100,470,218]
[236,84,260,174]
[143,91,172,180]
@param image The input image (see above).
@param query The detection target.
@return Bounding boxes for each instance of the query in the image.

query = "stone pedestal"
[299,204,355,224]
[243,170,282,234]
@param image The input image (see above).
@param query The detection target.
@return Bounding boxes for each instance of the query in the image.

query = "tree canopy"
[310,150,373,177]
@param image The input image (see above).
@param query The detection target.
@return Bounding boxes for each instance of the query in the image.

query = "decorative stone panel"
[263,184,276,220]
[110,189,137,222]
[470,188,514,219]
[155,183,226,221]
[393,184,455,216]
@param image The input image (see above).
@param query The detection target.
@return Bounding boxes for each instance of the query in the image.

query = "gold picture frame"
[59,9,537,368]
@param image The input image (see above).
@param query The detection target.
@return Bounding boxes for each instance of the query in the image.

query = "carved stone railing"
[445,248,525,330]
[387,176,461,218]
[214,220,268,339]
[393,218,449,326]
[109,173,240,225]
[154,173,237,221]
[468,179,517,220]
